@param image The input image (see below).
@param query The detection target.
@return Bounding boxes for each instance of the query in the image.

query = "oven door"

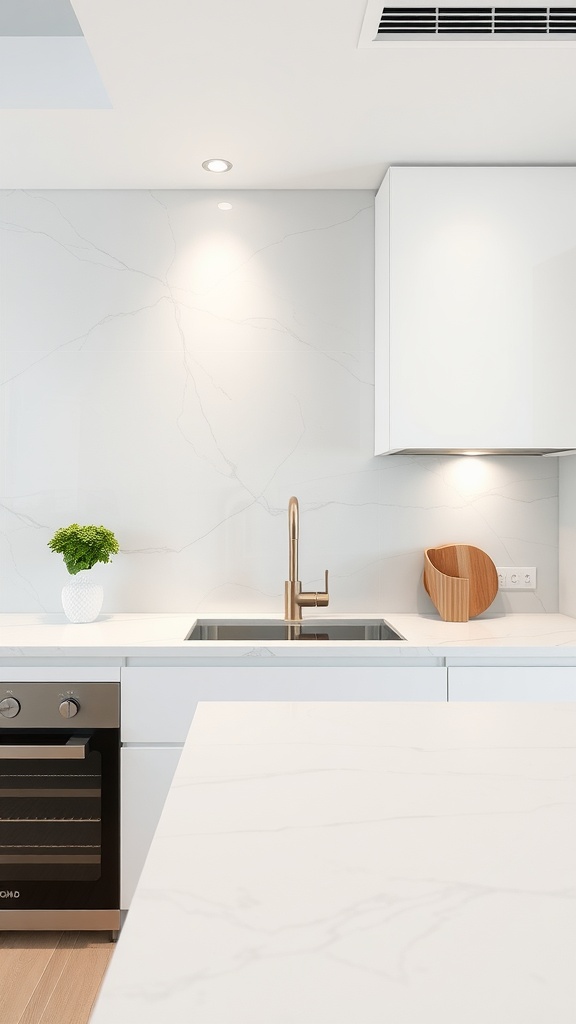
[0,728,119,925]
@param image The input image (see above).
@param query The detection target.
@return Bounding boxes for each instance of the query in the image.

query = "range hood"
[374,167,576,458]
[384,449,576,458]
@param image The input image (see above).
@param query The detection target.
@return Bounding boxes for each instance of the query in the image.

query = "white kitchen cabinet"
[120,664,446,906]
[120,667,199,909]
[375,166,576,455]
[121,746,182,908]
[448,666,576,701]
[121,667,447,734]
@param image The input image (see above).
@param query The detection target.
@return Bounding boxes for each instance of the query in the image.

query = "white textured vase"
[61,574,103,623]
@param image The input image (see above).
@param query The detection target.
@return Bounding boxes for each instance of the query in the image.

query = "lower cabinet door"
[448,667,576,701]
[120,745,182,909]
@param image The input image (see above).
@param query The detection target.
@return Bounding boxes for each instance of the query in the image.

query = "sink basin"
[185,618,405,642]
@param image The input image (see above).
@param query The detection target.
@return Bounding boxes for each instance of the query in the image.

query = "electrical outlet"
[496,566,537,590]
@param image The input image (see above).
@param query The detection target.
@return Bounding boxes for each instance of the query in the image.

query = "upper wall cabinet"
[375,167,576,456]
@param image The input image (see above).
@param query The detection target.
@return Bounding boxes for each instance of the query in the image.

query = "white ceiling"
[1,0,576,189]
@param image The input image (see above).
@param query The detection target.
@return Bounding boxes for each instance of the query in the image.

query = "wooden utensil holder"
[423,544,498,622]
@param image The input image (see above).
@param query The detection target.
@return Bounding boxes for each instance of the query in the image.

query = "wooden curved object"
[423,544,498,622]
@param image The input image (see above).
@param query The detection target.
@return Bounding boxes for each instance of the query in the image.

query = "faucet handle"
[316,569,329,607]
[295,570,330,610]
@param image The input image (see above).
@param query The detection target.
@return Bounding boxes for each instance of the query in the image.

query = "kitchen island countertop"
[3,612,576,660]
[90,699,576,1024]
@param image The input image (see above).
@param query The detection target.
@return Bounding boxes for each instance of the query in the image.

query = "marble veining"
[0,189,559,616]
[90,701,576,1023]
[2,612,576,659]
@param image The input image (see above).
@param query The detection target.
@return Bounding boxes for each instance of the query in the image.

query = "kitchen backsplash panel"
[0,190,558,613]
[559,458,576,617]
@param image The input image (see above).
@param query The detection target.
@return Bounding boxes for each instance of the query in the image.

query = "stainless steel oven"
[0,681,120,934]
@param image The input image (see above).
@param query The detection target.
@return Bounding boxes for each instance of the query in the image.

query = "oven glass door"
[0,729,118,910]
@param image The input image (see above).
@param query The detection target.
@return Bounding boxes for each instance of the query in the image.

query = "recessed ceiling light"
[217,202,232,211]
[202,158,232,173]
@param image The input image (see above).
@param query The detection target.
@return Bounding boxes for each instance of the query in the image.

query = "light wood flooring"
[0,931,114,1024]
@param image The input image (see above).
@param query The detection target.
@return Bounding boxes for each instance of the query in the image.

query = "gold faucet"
[284,496,329,621]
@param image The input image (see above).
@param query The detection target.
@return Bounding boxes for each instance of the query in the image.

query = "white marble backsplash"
[559,457,576,617]
[0,189,558,613]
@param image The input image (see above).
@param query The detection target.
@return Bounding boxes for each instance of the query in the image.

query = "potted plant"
[48,524,119,622]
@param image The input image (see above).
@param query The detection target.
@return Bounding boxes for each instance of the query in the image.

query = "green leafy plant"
[48,524,119,576]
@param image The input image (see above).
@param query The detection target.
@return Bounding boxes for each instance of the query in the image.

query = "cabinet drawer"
[121,666,447,741]
[449,667,576,701]
[122,668,200,742]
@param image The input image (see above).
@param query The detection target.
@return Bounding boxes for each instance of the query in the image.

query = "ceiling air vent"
[358,0,576,43]
[378,6,576,35]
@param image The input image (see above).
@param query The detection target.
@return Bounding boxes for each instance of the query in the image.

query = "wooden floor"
[0,932,114,1024]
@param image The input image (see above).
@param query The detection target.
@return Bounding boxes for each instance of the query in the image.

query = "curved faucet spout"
[288,495,299,583]
[284,495,330,621]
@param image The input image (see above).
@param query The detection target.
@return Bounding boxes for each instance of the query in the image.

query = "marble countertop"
[90,700,576,1024]
[2,612,576,659]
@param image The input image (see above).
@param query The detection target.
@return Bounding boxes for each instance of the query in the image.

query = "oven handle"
[0,736,91,760]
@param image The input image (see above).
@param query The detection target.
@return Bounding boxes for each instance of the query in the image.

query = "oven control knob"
[59,698,80,719]
[0,696,21,718]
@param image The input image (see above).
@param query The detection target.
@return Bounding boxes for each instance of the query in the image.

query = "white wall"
[0,189,558,614]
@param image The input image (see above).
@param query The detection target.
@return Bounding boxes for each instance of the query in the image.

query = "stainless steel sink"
[185,618,405,642]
